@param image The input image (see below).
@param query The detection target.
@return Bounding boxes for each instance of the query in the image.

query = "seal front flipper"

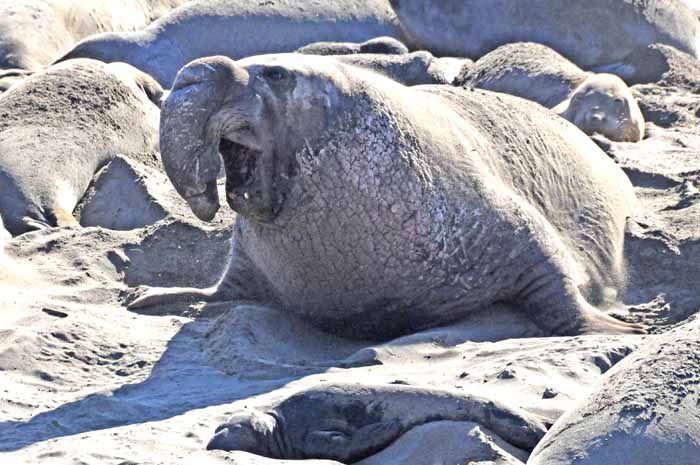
[49,207,80,228]
[122,285,218,309]
[304,420,402,462]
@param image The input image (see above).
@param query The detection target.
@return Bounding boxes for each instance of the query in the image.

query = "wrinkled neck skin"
[232,81,493,336]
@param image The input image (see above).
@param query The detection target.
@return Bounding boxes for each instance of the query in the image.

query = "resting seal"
[56,0,404,87]
[296,37,409,56]
[129,54,643,339]
[553,74,645,142]
[206,383,546,462]
[455,42,590,109]
[528,318,700,465]
[0,59,162,236]
[388,0,700,68]
[0,0,185,88]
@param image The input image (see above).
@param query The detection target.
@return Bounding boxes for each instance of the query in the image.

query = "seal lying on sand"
[296,36,408,56]
[528,318,700,465]
[128,54,643,339]
[457,43,645,142]
[553,74,645,142]
[0,59,162,236]
[56,0,404,87]
[207,383,547,462]
[389,0,700,68]
[0,0,185,87]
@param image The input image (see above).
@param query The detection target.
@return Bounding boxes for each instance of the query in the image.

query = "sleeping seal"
[0,59,162,236]
[207,383,546,462]
[127,54,643,339]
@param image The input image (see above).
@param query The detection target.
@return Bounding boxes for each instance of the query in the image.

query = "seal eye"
[263,66,288,82]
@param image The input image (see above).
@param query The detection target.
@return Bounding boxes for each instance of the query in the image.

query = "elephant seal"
[0,0,185,85]
[333,51,466,86]
[553,74,645,142]
[455,42,590,109]
[129,54,644,339]
[0,59,162,236]
[389,0,700,68]
[56,0,404,87]
[296,36,408,56]
[206,383,547,462]
[528,318,700,465]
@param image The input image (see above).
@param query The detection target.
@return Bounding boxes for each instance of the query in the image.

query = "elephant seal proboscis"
[56,0,404,87]
[206,383,547,462]
[0,59,162,236]
[553,73,645,142]
[388,0,700,68]
[127,54,644,339]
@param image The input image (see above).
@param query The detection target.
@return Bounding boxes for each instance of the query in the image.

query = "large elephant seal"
[528,318,700,465]
[0,59,162,236]
[553,74,645,142]
[0,0,185,86]
[56,0,404,87]
[455,42,590,109]
[389,0,700,68]
[129,54,644,339]
[206,383,547,462]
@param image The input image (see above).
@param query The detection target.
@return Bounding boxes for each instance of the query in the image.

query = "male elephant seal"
[389,0,700,68]
[528,318,700,465]
[553,74,645,143]
[207,383,547,462]
[129,54,644,339]
[0,0,185,87]
[56,0,404,87]
[0,59,162,236]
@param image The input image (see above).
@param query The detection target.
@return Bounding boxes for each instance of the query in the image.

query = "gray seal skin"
[129,53,644,339]
[0,59,162,236]
[55,0,404,88]
[528,318,700,465]
[333,51,463,86]
[296,36,409,56]
[455,42,591,109]
[553,74,645,143]
[206,383,547,462]
[0,0,186,88]
[389,0,700,68]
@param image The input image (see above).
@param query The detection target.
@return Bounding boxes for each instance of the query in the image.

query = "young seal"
[0,1,186,81]
[55,0,404,87]
[128,54,644,339]
[0,59,162,236]
[455,42,590,109]
[296,36,409,56]
[206,383,547,462]
[553,74,645,142]
[528,318,700,465]
[388,0,700,68]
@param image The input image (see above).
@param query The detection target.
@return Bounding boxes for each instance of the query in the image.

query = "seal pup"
[388,0,700,68]
[0,59,162,236]
[128,54,644,339]
[553,74,645,142]
[296,36,409,56]
[206,383,547,462]
[56,0,404,87]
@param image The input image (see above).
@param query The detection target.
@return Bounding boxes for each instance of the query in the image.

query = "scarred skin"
[126,54,644,339]
[554,73,645,143]
[206,383,547,462]
[0,59,162,236]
